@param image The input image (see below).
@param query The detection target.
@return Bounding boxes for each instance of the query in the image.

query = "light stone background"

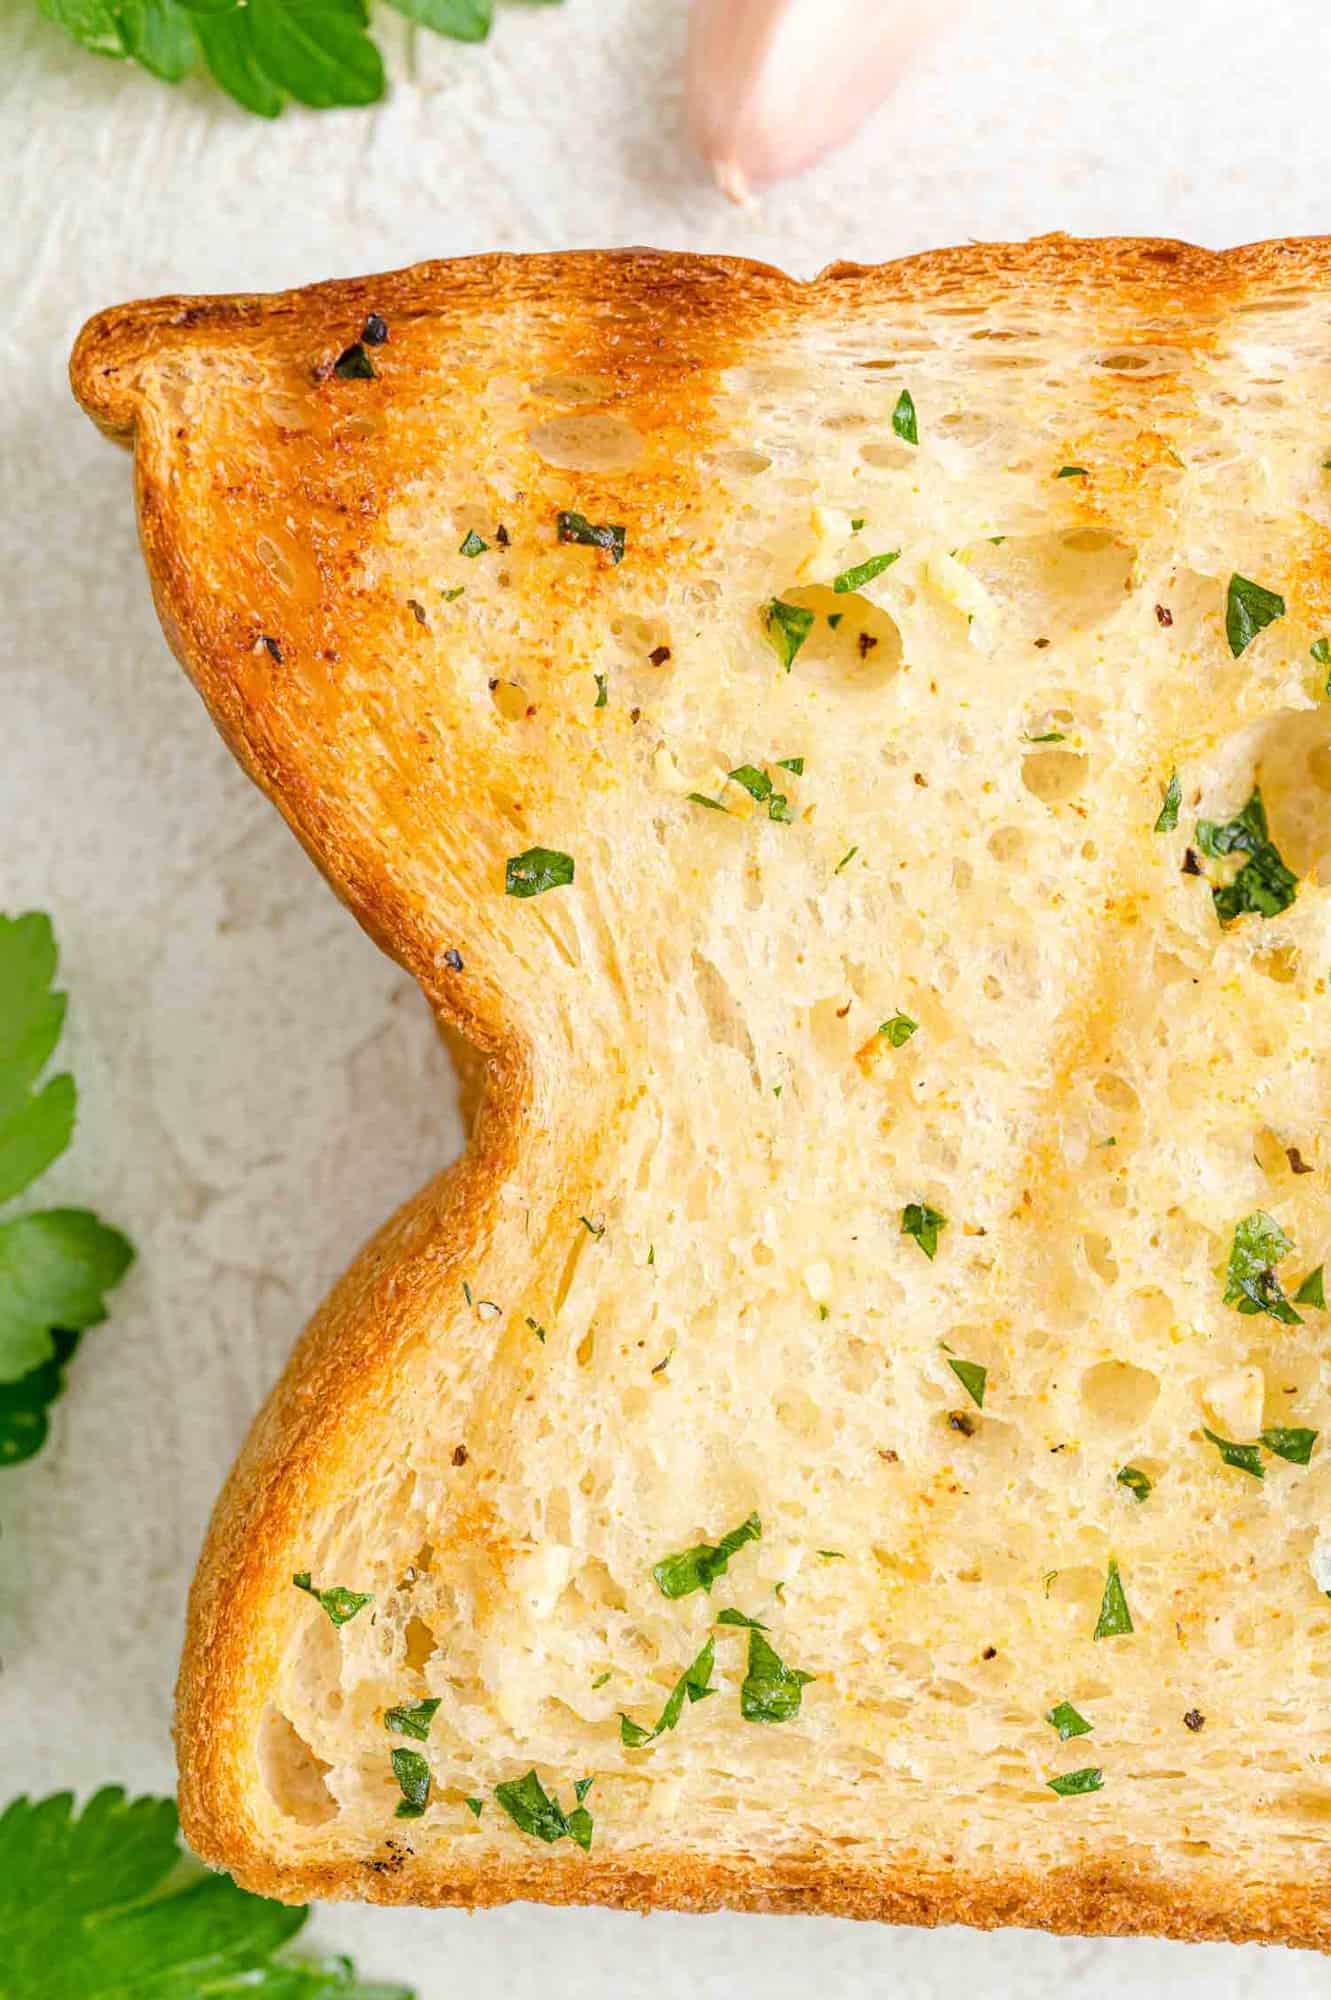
[6,0,1331,1991]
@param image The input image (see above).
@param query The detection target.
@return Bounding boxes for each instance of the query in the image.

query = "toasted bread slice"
[73,239,1331,1946]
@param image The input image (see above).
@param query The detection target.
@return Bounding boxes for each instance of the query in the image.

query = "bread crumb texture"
[72,240,1331,1942]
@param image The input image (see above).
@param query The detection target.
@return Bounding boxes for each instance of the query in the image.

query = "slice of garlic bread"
[72,238,1331,1946]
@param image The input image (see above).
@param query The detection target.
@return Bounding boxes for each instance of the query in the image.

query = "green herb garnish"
[619,1637,715,1747]
[652,1512,761,1599]
[901,1202,945,1260]
[1092,1558,1133,1640]
[594,673,608,708]
[739,1628,813,1723]
[879,1012,918,1047]
[292,1572,372,1626]
[777,756,805,775]
[892,389,918,445]
[1154,769,1181,833]
[1312,637,1330,666]
[505,848,575,898]
[1225,573,1285,657]
[827,612,844,629]
[947,1356,986,1408]
[1223,1211,1302,1323]
[763,599,815,670]
[465,1796,484,1817]
[1194,790,1297,923]
[1046,1701,1092,1740]
[1056,465,1088,479]
[716,1607,768,1628]
[493,1770,592,1850]
[385,1698,441,1740]
[0,1788,411,1997]
[556,511,625,565]
[391,1747,431,1819]
[1295,1265,1326,1309]
[832,551,900,594]
[1262,1426,1318,1465]
[1047,1767,1103,1797]
[458,529,489,557]
[333,342,376,380]
[834,846,858,873]
[1203,1427,1265,1479]
[1116,1464,1151,1502]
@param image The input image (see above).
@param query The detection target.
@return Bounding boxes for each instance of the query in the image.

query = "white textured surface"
[6,0,1331,1990]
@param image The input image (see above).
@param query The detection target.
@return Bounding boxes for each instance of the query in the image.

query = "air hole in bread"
[778,585,903,692]
[965,530,1136,640]
[1021,749,1089,804]
[576,1327,595,1367]
[259,1706,338,1825]
[403,1615,436,1672]
[858,439,915,471]
[490,680,530,722]
[707,446,772,477]
[1094,348,1185,376]
[1080,1359,1160,1432]
[1082,1232,1119,1285]
[527,412,643,473]
[1093,1071,1139,1114]
[987,825,1026,863]
[691,951,759,1084]
[531,373,616,405]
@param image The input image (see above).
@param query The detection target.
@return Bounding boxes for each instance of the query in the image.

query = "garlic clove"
[686,0,958,203]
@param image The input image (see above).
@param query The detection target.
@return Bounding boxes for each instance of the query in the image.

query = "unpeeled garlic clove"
[686,0,957,203]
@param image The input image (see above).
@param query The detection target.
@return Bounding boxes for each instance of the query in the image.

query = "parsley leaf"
[505,848,574,898]
[556,511,625,565]
[880,1012,918,1047]
[1223,1211,1302,1323]
[593,672,608,708]
[1295,1265,1326,1309]
[1092,1557,1133,1640]
[892,389,918,445]
[1312,636,1331,667]
[619,1637,715,1747]
[947,1356,986,1408]
[740,1628,813,1723]
[1116,1464,1151,1502]
[777,756,805,775]
[1056,465,1089,479]
[493,1770,592,1850]
[0,1787,412,1998]
[1225,573,1285,657]
[1046,1701,1092,1740]
[832,551,900,594]
[385,1698,441,1740]
[0,1210,135,1383]
[383,0,492,39]
[1047,1767,1103,1797]
[391,1747,431,1818]
[1154,769,1181,834]
[728,764,772,801]
[1262,1426,1318,1466]
[0,1326,81,1467]
[763,599,815,670]
[716,1607,768,1628]
[292,1572,372,1625]
[1203,1427,1264,1479]
[652,1513,761,1598]
[901,1202,945,1260]
[0,913,75,1205]
[458,529,488,557]
[1194,789,1297,923]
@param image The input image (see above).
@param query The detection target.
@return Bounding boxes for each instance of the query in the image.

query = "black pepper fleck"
[947,1410,976,1436]
[443,948,464,972]
[1181,848,1202,876]
[649,645,672,666]
[857,631,879,658]
[981,1645,997,1660]
[495,524,510,547]
[362,314,389,345]
[452,1444,468,1466]
[1155,603,1173,627]
[1183,1709,1205,1732]
[406,598,427,627]
[258,633,283,664]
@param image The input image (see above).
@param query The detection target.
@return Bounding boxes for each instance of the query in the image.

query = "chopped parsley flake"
[835,846,858,873]
[465,1796,484,1817]
[1116,1464,1151,1502]
[832,551,900,594]
[458,529,488,557]
[880,1011,918,1047]
[652,1513,761,1599]
[505,848,575,899]
[1313,637,1331,666]
[727,765,793,822]
[716,1607,768,1628]
[763,598,815,670]
[579,1214,605,1238]
[1047,1766,1103,1797]
[385,1697,441,1740]
[619,1637,715,1748]
[1154,769,1181,833]
[1092,1557,1133,1640]
[778,756,805,775]
[1295,1265,1326,1309]
[1056,465,1089,479]
[947,1356,987,1408]
[292,1572,371,1626]
[525,1314,547,1343]
[556,511,625,564]
[1046,1701,1092,1739]
[739,1628,813,1723]
[391,1746,431,1819]
[493,1770,592,1850]
[1225,573,1285,657]
[1203,1427,1264,1479]
[892,389,918,445]
[1224,1211,1302,1324]
[594,673,608,708]
[1262,1426,1318,1465]
[1194,790,1297,923]
[901,1202,945,1260]
[332,342,376,380]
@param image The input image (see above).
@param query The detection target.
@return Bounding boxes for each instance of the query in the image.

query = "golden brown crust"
[72,236,1331,1946]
